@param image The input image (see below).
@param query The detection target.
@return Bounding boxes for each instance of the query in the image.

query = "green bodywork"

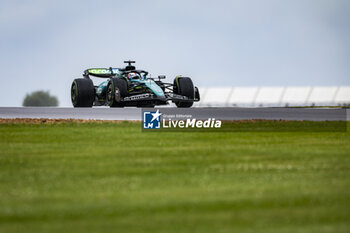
[94,71,165,101]
[96,81,108,98]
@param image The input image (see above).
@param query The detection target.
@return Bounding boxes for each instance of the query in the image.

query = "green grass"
[0,121,349,233]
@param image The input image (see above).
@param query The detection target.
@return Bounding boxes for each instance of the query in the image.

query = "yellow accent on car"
[175,75,182,88]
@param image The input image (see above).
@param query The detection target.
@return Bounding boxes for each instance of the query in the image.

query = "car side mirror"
[158,75,166,79]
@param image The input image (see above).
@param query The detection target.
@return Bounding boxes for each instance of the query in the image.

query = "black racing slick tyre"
[71,78,95,107]
[107,78,128,107]
[173,77,195,108]
[195,87,200,101]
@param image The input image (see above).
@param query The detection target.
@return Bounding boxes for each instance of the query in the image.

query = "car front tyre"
[173,77,195,108]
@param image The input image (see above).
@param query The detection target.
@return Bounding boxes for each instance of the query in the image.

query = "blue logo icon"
[143,110,162,129]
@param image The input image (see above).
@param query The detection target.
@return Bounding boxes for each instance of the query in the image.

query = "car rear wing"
[83,68,120,78]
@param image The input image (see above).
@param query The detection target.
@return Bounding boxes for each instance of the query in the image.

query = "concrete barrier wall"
[196,86,350,107]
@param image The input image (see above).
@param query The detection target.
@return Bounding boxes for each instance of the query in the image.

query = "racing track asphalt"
[0,107,348,121]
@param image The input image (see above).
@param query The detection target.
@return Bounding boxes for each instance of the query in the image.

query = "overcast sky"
[0,0,349,106]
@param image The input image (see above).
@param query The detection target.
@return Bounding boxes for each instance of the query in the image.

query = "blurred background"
[0,0,349,107]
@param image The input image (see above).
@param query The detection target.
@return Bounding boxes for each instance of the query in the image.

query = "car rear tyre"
[173,77,194,108]
[71,78,95,107]
[107,78,128,107]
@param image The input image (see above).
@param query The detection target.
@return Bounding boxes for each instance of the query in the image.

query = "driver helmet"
[128,73,141,80]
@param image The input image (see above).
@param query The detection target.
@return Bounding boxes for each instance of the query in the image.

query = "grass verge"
[0,121,349,233]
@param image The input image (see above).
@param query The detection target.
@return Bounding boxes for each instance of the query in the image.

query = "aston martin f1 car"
[71,61,200,108]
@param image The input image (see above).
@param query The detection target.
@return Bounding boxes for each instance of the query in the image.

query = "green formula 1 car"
[71,61,200,108]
